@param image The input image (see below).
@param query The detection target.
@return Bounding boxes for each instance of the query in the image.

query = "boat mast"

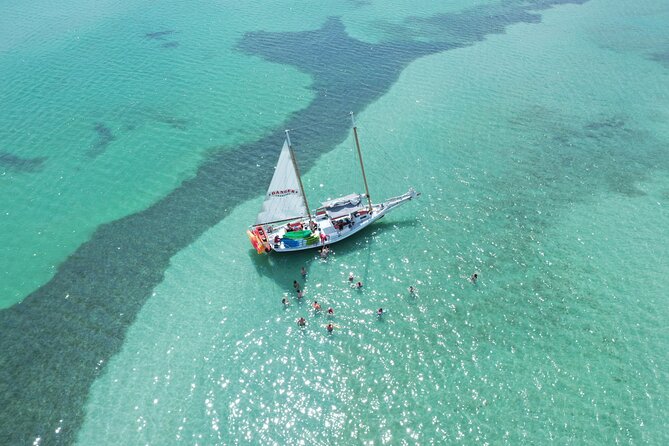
[285,129,313,224]
[350,112,373,211]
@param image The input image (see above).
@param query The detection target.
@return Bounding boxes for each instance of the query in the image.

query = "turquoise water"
[1,0,668,444]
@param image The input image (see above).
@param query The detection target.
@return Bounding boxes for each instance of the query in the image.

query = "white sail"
[255,140,308,225]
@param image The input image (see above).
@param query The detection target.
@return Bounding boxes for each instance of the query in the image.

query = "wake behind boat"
[247,114,419,254]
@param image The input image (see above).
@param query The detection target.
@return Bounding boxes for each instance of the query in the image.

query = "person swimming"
[355,281,363,289]
[326,323,334,333]
[313,301,321,311]
[327,307,334,316]
[301,267,307,277]
[470,273,478,283]
[297,317,306,327]
[282,297,289,306]
[377,308,383,316]
[293,280,300,290]
[408,285,416,294]
[348,272,354,282]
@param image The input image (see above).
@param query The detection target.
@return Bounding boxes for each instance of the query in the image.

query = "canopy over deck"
[320,193,365,219]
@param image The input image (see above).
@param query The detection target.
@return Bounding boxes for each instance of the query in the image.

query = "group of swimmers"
[286,264,479,333]
[348,272,363,289]
[282,266,367,333]
[284,267,413,333]
[286,270,339,332]
[290,298,336,332]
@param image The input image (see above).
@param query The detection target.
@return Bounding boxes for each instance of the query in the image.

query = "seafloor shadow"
[0,1,590,444]
[0,151,47,172]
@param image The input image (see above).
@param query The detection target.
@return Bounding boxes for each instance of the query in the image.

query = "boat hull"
[250,188,419,254]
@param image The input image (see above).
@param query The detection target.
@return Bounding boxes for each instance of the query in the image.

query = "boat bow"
[381,188,420,213]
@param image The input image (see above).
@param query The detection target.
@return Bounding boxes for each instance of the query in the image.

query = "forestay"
[255,140,308,225]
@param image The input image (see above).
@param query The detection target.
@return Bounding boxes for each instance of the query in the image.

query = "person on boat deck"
[274,235,280,244]
[287,222,303,232]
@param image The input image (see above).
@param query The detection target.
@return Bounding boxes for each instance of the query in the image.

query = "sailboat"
[247,113,419,254]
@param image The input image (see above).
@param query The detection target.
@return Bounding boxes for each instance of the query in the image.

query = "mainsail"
[255,140,308,225]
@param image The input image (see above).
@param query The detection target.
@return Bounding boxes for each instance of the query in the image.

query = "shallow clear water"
[1,0,668,444]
